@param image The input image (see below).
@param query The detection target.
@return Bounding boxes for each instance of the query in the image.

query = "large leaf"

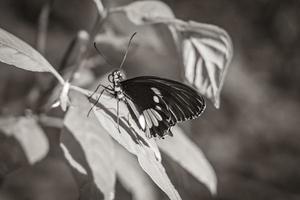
[115,144,158,200]
[175,21,233,108]
[90,92,161,160]
[157,126,217,195]
[85,89,181,200]
[0,28,64,84]
[0,116,49,164]
[64,93,116,200]
[110,0,175,25]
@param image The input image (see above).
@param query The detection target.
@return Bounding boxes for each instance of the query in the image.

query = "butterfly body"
[107,69,206,138]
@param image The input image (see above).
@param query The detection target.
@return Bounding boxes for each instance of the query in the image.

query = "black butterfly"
[89,33,205,138]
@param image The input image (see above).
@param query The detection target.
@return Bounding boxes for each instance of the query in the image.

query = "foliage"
[0,0,232,199]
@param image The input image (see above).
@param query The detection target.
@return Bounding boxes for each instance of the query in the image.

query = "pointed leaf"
[0,116,49,164]
[111,1,175,25]
[171,20,233,108]
[115,144,158,200]
[0,28,64,84]
[64,93,116,200]
[136,145,182,200]
[157,126,217,195]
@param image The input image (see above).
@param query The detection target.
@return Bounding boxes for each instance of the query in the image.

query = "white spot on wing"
[151,87,162,95]
[138,115,146,130]
[153,96,159,103]
[148,109,159,127]
[143,110,152,128]
[151,108,162,121]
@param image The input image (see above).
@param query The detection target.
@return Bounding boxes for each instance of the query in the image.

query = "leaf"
[60,142,87,175]
[64,93,116,200]
[115,144,159,200]
[111,0,175,25]
[170,20,233,108]
[0,116,49,164]
[88,91,182,200]
[157,126,217,195]
[90,92,161,161]
[136,145,182,200]
[0,28,64,84]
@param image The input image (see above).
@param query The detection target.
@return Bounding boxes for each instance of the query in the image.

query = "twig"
[36,0,54,54]
[68,31,90,82]
[68,10,108,83]
[36,2,108,113]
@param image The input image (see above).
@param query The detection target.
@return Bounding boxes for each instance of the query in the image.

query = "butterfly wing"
[121,76,205,138]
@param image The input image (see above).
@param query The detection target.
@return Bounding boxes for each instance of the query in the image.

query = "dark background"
[0,0,300,199]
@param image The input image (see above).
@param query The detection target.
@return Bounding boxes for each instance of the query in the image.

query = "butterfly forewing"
[121,76,205,138]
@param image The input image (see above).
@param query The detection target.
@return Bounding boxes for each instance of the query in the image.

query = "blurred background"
[0,0,300,199]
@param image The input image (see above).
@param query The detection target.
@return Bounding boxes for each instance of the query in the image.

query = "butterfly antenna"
[93,42,114,67]
[119,32,137,69]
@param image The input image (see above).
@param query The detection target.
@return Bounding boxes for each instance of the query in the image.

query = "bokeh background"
[0,0,300,199]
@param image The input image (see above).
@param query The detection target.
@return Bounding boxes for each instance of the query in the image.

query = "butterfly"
[89,33,206,138]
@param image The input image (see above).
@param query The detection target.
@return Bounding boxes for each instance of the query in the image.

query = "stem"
[68,13,107,83]
[36,0,54,54]
[69,85,90,96]
[35,32,86,113]
[36,4,108,113]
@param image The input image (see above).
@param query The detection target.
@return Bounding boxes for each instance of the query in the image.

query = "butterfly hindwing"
[121,76,205,137]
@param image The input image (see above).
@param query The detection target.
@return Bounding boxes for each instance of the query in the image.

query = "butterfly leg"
[87,88,106,117]
[117,99,121,133]
[88,84,113,101]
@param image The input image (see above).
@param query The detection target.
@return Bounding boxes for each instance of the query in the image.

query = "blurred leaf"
[157,126,217,195]
[0,130,29,181]
[115,144,159,200]
[111,0,175,25]
[64,93,116,200]
[72,67,95,87]
[0,116,49,164]
[88,91,182,200]
[176,21,233,108]
[0,28,64,84]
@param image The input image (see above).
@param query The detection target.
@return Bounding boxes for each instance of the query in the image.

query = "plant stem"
[36,0,54,54]
[68,12,107,83]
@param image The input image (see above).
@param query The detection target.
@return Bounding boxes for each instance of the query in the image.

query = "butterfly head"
[109,69,124,85]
